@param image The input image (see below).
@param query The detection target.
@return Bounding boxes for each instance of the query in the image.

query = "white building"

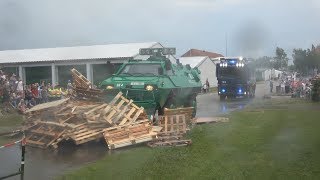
[256,68,283,81]
[179,56,218,87]
[0,42,170,86]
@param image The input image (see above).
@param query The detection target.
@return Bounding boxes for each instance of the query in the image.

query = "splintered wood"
[24,91,148,149]
[25,122,67,149]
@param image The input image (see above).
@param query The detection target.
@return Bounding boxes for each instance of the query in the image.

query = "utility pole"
[225,32,228,57]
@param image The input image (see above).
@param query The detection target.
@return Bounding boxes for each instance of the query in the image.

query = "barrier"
[0,130,25,180]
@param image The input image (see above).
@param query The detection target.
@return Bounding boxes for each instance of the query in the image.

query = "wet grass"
[0,111,23,145]
[60,100,320,179]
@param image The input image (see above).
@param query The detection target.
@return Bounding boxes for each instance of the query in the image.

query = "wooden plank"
[26,98,70,113]
[103,119,149,132]
[113,100,133,124]
[73,131,103,141]
[195,117,229,124]
[118,106,138,125]
[115,100,126,110]
[84,104,108,116]
[147,139,192,148]
[128,107,144,124]
[45,130,66,148]
[75,134,103,145]
[30,129,58,136]
[26,139,46,146]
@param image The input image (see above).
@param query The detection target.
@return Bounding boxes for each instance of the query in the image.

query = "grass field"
[0,111,23,145]
[59,99,320,180]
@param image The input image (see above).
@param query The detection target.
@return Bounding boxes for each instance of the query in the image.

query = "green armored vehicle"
[100,48,202,116]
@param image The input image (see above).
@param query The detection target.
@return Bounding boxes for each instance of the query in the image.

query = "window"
[119,64,163,76]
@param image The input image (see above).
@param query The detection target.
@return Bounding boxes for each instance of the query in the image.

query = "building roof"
[181,49,223,58]
[179,56,211,68]
[0,42,160,64]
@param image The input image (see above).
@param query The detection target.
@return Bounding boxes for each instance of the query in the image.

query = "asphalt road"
[1,83,268,180]
[196,82,266,118]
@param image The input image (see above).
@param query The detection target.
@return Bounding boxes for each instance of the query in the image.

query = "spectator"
[10,92,18,108]
[270,80,273,93]
[18,99,27,114]
[205,79,210,91]
[203,83,208,93]
[25,85,33,105]
[31,84,39,104]
[67,80,72,90]
[28,97,37,108]
[280,81,285,94]
[41,85,49,103]
[16,79,24,94]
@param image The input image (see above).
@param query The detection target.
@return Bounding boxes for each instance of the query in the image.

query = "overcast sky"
[0,0,319,58]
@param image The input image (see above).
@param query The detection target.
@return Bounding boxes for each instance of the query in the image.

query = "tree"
[273,47,288,70]
[292,48,307,74]
[292,44,320,75]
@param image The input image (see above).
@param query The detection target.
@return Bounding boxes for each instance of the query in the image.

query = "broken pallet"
[25,121,67,148]
[103,120,155,149]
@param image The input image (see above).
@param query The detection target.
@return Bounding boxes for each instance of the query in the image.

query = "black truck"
[216,57,256,100]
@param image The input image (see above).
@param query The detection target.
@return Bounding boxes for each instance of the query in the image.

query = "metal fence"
[0,131,25,180]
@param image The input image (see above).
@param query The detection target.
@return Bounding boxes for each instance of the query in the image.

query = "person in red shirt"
[31,84,39,104]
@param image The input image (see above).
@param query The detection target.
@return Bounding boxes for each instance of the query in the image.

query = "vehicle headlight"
[106,85,114,90]
[145,85,154,91]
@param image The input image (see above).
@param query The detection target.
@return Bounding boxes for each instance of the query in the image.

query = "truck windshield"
[118,64,162,76]
[218,67,247,79]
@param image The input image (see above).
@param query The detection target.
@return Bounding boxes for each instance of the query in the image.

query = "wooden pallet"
[85,92,146,126]
[158,114,187,134]
[71,68,91,89]
[103,120,156,149]
[68,124,105,145]
[25,122,67,148]
[164,107,194,124]
[149,114,191,148]
[74,87,103,99]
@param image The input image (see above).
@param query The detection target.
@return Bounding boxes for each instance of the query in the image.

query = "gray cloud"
[0,0,319,58]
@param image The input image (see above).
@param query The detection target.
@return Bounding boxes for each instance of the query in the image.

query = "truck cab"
[216,57,256,100]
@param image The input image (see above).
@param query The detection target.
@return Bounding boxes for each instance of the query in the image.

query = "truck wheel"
[220,95,226,101]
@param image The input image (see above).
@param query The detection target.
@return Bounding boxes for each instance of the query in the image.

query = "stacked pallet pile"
[24,69,149,149]
[24,91,149,149]
[23,68,195,150]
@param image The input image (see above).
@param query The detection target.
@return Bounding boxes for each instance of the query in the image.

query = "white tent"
[179,56,218,87]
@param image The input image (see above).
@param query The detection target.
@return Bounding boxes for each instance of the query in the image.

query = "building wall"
[198,58,217,87]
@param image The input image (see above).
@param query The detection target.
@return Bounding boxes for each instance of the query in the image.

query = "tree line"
[253,45,320,75]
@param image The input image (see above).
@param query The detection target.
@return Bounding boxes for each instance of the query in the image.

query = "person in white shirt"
[16,79,24,94]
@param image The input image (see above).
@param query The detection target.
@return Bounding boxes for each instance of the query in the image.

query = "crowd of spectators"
[270,72,314,99]
[0,70,70,114]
